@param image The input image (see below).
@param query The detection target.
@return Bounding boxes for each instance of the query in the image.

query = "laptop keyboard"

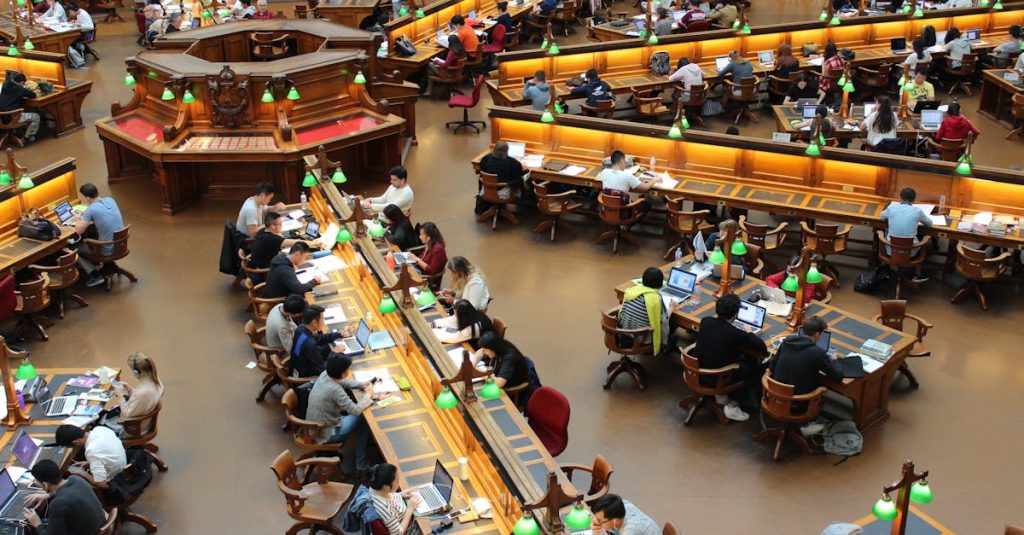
[46,396,76,417]
[662,287,690,298]
[36,447,66,464]
[420,486,445,510]
[0,492,28,519]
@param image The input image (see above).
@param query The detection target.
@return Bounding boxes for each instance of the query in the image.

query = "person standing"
[237,182,285,237]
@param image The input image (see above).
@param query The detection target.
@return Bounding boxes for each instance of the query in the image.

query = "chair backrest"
[15,274,49,313]
[492,316,507,338]
[600,307,651,354]
[490,23,507,49]
[282,387,323,446]
[950,52,978,73]
[1005,525,1024,535]
[122,401,161,443]
[739,216,785,249]
[582,99,615,117]
[270,450,305,514]
[294,4,308,17]
[684,19,709,32]
[681,345,737,393]
[597,193,639,226]
[86,225,131,261]
[760,371,824,423]
[730,76,758,99]
[858,62,891,84]
[479,171,511,204]
[882,234,922,266]
[469,74,485,104]
[525,386,570,456]
[665,197,710,234]
[955,242,1009,281]
[878,299,908,332]
[936,137,965,162]
[680,83,707,106]
[802,222,847,255]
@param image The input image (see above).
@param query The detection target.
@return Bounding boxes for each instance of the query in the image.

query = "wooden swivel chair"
[97,509,118,535]
[753,370,826,462]
[525,14,554,44]
[678,343,745,426]
[854,63,892,103]
[80,225,138,291]
[282,388,342,462]
[678,82,707,127]
[663,522,680,535]
[738,215,787,273]
[631,88,670,122]
[552,0,581,35]
[246,320,287,402]
[817,67,843,105]
[559,454,612,505]
[875,299,933,389]
[600,307,653,390]
[951,242,1011,310]
[270,450,356,535]
[14,273,51,342]
[121,402,169,472]
[1006,93,1024,140]
[800,221,850,285]
[596,193,643,254]
[272,354,317,391]
[533,181,581,241]
[723,76,759,124]
[29,248,88,318]
[293,4,308,17]
[0,109,28,148]
[767,71,800,104]
[476,171,519,230]
[239,250,269,284]
[927,137,965,162]
[662,198,713,260]
[942,53,978,96]
[104,452,158,534]
[526,386,570,456]
[428,57,467,98]
[248,282,285,323]
[581,99,615,119]
[876,231,931,299]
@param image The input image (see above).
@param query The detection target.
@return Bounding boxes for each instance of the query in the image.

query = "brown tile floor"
[10,3,1024,533]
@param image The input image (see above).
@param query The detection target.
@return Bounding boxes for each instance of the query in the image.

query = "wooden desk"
[854,505,955,534]
[0,14,80,55]
[771,105,926,147]
[0,157,78,275]
[315,0,379,28]
[612,260,915,431]
[979,68,1024,128]
[0,47,93,138]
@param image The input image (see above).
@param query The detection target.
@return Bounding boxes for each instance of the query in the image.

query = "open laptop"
[912,99,940,114]
[0,469,36,521]
[507,142,526,160]
[935,30,947,43]
[863,102,876,117]
[11,431,66,469]
[798,327,838,356]
[39,385,77,418]
[757,50,775,69]
[795,98,817,111]
[659,267,696,300]
[299,221,320,241]
[715,56,731,72]
[890,37,907,53]
[733,301,766,334]
[920,109,943,130]
[965,28,981,42]
[712,263,744,281]
[337,319,372,355]
[53,201,75,226]
[633,19,645,32]
[411,460,455,516]
[758,284,794,305]
[802,105,818,119]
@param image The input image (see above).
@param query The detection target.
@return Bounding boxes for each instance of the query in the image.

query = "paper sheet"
[659,173,679,189]
[295,269,320,285]
[310,254,347,273]
[929,214,947,226]
[757,300,793,318]
[323,304,346,325]
[288,209,306,220]
[507,142,526,159]
[807,57,824,67]
[353,369,400,394]
[523,154,544,168]
[852,352,883,374]
[560,165,586,176]
[281,219,303,232]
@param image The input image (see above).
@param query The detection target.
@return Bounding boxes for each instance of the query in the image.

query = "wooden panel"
[748,151,808,186]
[817,160,884,195]
[962,178,1024,214]
[224,33,249,62]
[681,141,739,177]
[553,125,609,160]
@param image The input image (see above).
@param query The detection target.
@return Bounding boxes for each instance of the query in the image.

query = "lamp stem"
[787,247,816,329]
[716,224,736,297]
[883,460,928,535]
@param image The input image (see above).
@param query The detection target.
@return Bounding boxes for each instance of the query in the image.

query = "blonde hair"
[129,352,162,388]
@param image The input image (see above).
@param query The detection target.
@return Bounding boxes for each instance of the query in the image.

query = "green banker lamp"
[301,170,317,187]
[331,167,347,184]
[434,386,458,409]
[378,295,397,314]
[780,273,800,292]
[124,71,136,87]
[913,6,924,16]
[286,86,300,101]
[437,349,493,407]
[540,109,555,123]
[260,87,275,103]
[415,288,436,306]
[161,86,175,100]
[398,5,408,16]
[14,357,37,380]
[7,45,18,57]
[512,515,540,535]
[479,377,502,400]
[337,227,353,243]
[181,88,196,104]
[23,39,33,51]
[708,247,726,265]
[647,33,658,45]
[368,220,387,238]
[871,460,933,533]
[993,0,1003,9]
[0,169,10,186]
[828,14,840,26]
[818,10,828,21]
[548,42,560,55]
[17,174,34,189]
[806,263,823,284]
[414,7,425,17]
[955,133,975,176]
[353,71,367,84]
[730,238,747,256]
[563,501,591,531]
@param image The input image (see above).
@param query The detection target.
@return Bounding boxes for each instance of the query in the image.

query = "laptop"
[758,284,794,305]
[757,50,775,68]
[659,267,697,300]
[712,263,744,281]
[798,327,838,356]
[507,142,526,160]
[795,98,817,111]
[43,390,78,418]
[912,100,940,114]
[920,109,943,130]
[733,301,766,334]
[863,102,876,117]
[966,28,981,42]
[11,431,66,469]
[935,30,947,43]
[543,160,569,172]
[633,19,645,32]
[0,470,36,521]
[890,37,907,53]
[802,105,818,119]
[715,56,731,72]
[53,201,75,226]
[300,221,320,240]
[411,460,455,516]
[337,319,372,355]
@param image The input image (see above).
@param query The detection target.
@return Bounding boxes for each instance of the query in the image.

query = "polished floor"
[10,2,1024,533]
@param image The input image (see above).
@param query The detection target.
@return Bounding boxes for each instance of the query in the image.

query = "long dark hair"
[477,331,523,363]
[824,41,838,60]
[419,222,444,248]
[912,37,925,60]
[368,464,398,490]
[448,34,466,56]
[382,204,410,227]
[871,96,895,134]
[921,25,936,47]
[945,27,960,45]
[454,299,486,331]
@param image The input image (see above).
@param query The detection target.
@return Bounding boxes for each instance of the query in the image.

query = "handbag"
[395,36,417,57]
[17,208,60,241]
[801,43,819,57]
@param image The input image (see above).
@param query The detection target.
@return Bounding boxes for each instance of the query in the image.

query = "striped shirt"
[371,492,408,535]
[619,296,654,330]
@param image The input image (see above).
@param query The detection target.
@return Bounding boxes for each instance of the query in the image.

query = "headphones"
[129,352,144,376]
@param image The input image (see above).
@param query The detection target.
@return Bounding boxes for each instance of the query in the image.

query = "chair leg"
[286,522,314,535]
[146,451,170,472]
[898,362,920,389]
[476,208,498,224]
[753,427,783,460]
[604,356,646,390]
[16,315,49,342]
[1005,127,1022,140]
[256,374,282,402]
[973,283,988,310]
[950,281,974,305]
[120,508,158,533]
[663,240,684,260]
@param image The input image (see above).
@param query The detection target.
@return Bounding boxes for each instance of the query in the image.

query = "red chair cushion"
[482,43,503,54]
[448,94,475,107]
[527,386,570,456]
[0,275,15,324]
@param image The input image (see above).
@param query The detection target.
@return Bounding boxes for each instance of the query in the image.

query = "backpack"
[394,36,417,57]
[820,420,862,457]
[17,209,60,241]
[649,52,671,76]
[854,264,892,293]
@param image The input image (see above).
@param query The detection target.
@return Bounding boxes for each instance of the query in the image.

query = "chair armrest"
[875,230,892,247]
[615,324,654,336]
[624,197,645,210]
[791,386,828,401]
[836,224,852,236]
[545,190,579,202]
[84,236,116,247]
[701,363,741,375]
[858,66,880,76]
[277,480,310,503]
[766,221,788,235]
[27,263,60,272]
[798,221,814,235]
[768,75,790,84]
[904,313,933,331]
[559,463,594,478]
[914,235,932,256]
[294,457,343,483]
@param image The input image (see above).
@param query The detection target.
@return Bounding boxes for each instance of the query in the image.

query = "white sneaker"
[800,422,824,436]
[723,404,749,422]
[715,394,729,405]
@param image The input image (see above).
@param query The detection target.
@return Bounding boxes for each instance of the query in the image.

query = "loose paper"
[560,165,586,176]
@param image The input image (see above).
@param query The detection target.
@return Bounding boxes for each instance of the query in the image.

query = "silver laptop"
[11,430,66,468]
[935,30,947,43]
[53,201,75,226]
[337,319,372,355]
[798,327,837,356]
[734,301,766,334]
[659,267,697,300]
[43,391,78,417]
[0,469,36,521]
[412,460,455,515]
[966,29,981,42]
[802,106,818,119]
[757,50,774,68]
[715,56,730,72]
[758,284,794,304]
[795,98,817,111]
[863,102,876,117]
[920,109,943,130]
[507,142,526,160]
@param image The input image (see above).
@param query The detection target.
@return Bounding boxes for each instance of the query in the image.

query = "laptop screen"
[304,221,320,238]
[432,460,455,502]
[0,470,15,504]
[736,301,766,328]
[966,29,980,41]
[935,30,947,43]
[921,109,943,126]
[507,142,526,160]
[802,106,818,119]
[12,431,37,467]
[715,56,730,71]
[798,328,831,350]
[863,102,876,117]
[467,9,476,19]
[890,37,906,51]
[666,268,696,293]
[355,319,372,346]
[633,19,645,31]
[54,201,73,223]
[757,51,774,64]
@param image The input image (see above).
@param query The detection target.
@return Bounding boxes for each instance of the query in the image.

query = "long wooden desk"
[612,260,915,431]
[315,0,379,28]
[771,105,934,147]
[0,13,79,55]
[979,68,1024,128]
[488,7,1024,105]
[0,47,93,138]
[854,506,955,534]
[0,157,79,276]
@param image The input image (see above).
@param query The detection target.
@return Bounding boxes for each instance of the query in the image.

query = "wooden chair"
[876,231,931,299]
[1005,93,1024,140]
[631,88,671,121]
[552,0,581,36]
[251,31,290,60]
[282,388,341,462]
[272,353,317,391]
[928,137,965,162]
[942,53,978,96]
[476,171,519,230]
[678,83,707,127]
[293,4,308,17]
[817,67,843,105]
[678,343,744,426]
[105,456,158,533]
[951,242,1011,310]
[724,76,759,124]
[463,43,486,75]
[600,307,653,390]
[505,22,522,49]
[428,57,467,97]
[596,193,643,254]
[533,181,581,241]
[982,50,1022,69]
[581,98,615,119]
[504,380,531,410]
[28,248,88,318]
[525,13,554,44]
[767,71,801,104]
[248,282,285,323]
[14,273,51,342]
[80,225,138,291]
[662,198,713,260]
[492,316,507,338]
[80,24,100,60]
[753,370,826,462]
[738,215,787,273]
[239,249,269,284]
[0,109,28,148]
[739,242,766,279]
[874,299,933,389]
[246,319,287,402]
[800,221,850,285]
[663,521,680,535]
[97,508,118,535]
[559,454,612,505]
[270,450,355,535]
[121,402,169,472]
[854,63,892,103]
[812,273,835,304]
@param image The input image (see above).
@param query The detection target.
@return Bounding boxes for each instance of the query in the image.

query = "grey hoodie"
[522,81,550,111]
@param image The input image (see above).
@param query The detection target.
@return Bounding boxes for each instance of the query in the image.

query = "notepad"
[808,57,824,67]
[281,218,303,232]
[310,255,347,274]
[560,165,586,176]
[323,304,346,325]
[929,214,947,226]
[757,299,792,318]
[659,173,679,189]
[288,209,306,220]
[523,154,544,168]
[296,269,321,285]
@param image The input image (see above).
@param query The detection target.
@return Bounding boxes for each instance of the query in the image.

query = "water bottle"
[365,311,375,332]
[299,191,307,210]
[649,155,656,170]
[674,247,683,267]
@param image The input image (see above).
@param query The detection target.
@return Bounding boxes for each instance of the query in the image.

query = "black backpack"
[650,52,671,76]
[854,265,892,293]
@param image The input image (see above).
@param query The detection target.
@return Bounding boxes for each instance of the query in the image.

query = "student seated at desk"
[251,212,314,269]
[770,316,842,432]
[704,219,745,263]
[421,35,465,98]
[0,73,41,145]
[72,183,125,287]
[668,58,704,91]
[620,267,682,356]
[818,42,849,102]
[234,0,256,18]
[568,69,613,108]
[265,242,325,299]
[432,299,494,347]
[471,332,539,398]
[679,0,707,26]
[590,494,661,535]
[932,0,971,9]
[599,150,657,220]
[439,256,490,310]
[718,50,754,87]
[306,355,377,472]
[692,293,767,420]
[253,0,274,19]
[291,305,353,377]
[237,182,286,237]
[477,141,525,215]
[451,15,479,58]
[22,460,106,535]
[523,70,551,111]
[881,187,932,282]
[67,4,94,41]
[41,0,67,21]
[362,166,414,220]
[55,425,126,487]
[405,222,447,280]
[919,25,937,48]
[268,295,305,350]
[765,255,818,303]
[366,463,422,535]
[901,38,932,72]
[928,102,979,146]
[115,352,164,421]
[707,0,737,28]
[904,68,935,112]
[783,75,820,105]
[859,96,898,148]
[987,25,1023,64]
[774,44,801,79]
[943,28,971,68]
[653,8,672,36]
[382,205,420,251]
[490,1,513,34]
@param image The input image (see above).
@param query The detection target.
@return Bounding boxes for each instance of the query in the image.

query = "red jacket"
[935,115,980,142]
[419,242,448,277]
[765,271,815,303]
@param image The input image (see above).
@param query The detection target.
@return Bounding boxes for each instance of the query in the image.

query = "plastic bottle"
[300,191,307,209]
[649,155,656,170]
[675,247,683,267]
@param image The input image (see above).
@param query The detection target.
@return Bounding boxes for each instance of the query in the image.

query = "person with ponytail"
[116,352,164,420]
[368,463,422,535]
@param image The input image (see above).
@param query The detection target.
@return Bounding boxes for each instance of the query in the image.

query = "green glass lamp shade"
[993,0,1003,9]
[806,264,823,284]
[638,28,646,39]
[14,359,36,380]
[302,171,317,187]
[337,227,353,243]
[0,170,11,185]
[837,75,847,86]
[379,295,397,314]
[548,42,560,55]
[902,3,910,12]
[23,39,33,51]
[910,481,933,504]
[416,288,436,306]
[872,495,898,520]
[818,133,826,145]
[434,386,458,409]
[554,101,564,114]
[17,175,33,189]
[368,221,387,238]
[147,70,158,79]
[16,0,25,5]
[512,515,540,535]
[124,72,136,86]
[202,8,211,18]
[219,8,231,17]
[7,46,17,57]
[780,274,800,292]
[414,7,425,17]
[730,239,747,256]
[261,88,275,103]
[564,503,591,531]
[160,87,174,100]
[667,124,683,138]
[842,81,855,93]
[897,75,906,86]
[287,87,300,100]
[731,19,740,29]
[828,15,839,26]
[903,80,916,92]
[331,168,347,184]
[708,247,726,265]
[818,10,828,21]
[979,0,989,5]
[805,142,821,156]
[647,33,658,45]
[740,23,751,34]
[479,378,502,400]
[540,110,555,123]
[541,38,549,49]
[398,5,408,15]
[956,159,971,175]
[181,89,196,104]
[354,71,367,84]
[681,116,690,129]
[913,7,923,16]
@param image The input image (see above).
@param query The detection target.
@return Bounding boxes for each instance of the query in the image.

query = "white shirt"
[85,426,127,483]
[598,167,641,193]
[901,50,931,67]
[457,271,490,310]
[860,111,898,147]
[1017,54,1024,71]
[75,9,94,31]
[368,184,414,216]
[668,63,704,89]
[44,1,67,21]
